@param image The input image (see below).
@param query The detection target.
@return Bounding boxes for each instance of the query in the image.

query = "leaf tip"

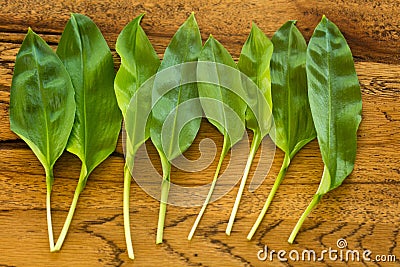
[135,13,145,24]
[189,11,196,20]
[250,21,261,33]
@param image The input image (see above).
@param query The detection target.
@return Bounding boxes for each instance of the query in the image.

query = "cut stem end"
[288,194,322,244]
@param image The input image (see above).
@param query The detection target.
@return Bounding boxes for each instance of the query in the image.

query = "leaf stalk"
[188,136,229,240]
[46,171,55,251]
[247,153,290,240]
[123,163,135,259]
[52,166,87,251]
[288,194,321,244]
[226,132,262,235]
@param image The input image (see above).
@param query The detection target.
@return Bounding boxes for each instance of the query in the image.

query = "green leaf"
[288,16,362,243]
[197,36,247,146]
[53,13,122,251]
[247,20,316,240]
[227,23,274,235]
[238,23,273,135]
[115,14,160,118]
[270,21,316,158]
[149,13,203,244]
[9,28,76,250]
[188,35,247,240]
[114,14,160,259]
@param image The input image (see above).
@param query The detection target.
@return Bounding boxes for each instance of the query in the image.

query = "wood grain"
[0,0,399,266]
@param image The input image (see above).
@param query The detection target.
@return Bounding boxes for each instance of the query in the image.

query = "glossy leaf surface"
[227,23,273,235]
[197,36,247,146]
[9,28,76,250]
[57,13,122,176]
[54,13,122,250]
[10,28,75,179]
[271,20,316,158]
[247,20,316,240]
[150,13,202,162]
[307,16,362,192]
[115,14,160,118]
[238,22,273,136]
[188,35,247,240]
[115,14,160,259]
[150,13,203,244]
[288,16,362,243]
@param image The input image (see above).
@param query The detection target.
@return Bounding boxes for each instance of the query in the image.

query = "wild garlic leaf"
[238,23,273,135]
[10,28,76,250]
[288,16,362,243]
[115,14,160,118]
[248,21,316,240]
[227,23,273,235]
[115,14,160,259]
[149,13,202,244]
[54,13,122,251]
[188,35,247,240]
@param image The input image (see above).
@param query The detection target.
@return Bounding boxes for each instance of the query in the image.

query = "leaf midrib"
[325,23,333,184]
[31,36,51,168]
[253,32,268,136]
[166,27,194,159]
[209,40,228,138]
[286,24,293,157]
[72,15,88,170]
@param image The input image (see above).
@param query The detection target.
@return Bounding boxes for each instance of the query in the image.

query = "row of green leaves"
[10,14,122,252]
[10,12,362,260]
[117,13,361,258]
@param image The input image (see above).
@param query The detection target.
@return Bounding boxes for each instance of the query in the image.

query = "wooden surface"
[0,0,399,266]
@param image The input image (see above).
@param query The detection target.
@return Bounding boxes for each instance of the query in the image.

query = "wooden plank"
[0,0,398,62]
[0,0,399,266]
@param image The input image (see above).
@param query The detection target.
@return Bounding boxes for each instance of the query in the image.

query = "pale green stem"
[288,166,330,244]
[156,159,171,244]
[123,164,134,259]
[247,153,290,240]
[188,136,229,240]
[226,132,262,235]
[288,194,322,244]
[52,166,87,251]
[46,170,54,251]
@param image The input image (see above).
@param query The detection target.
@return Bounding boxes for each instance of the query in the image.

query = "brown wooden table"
[0,1,399,266]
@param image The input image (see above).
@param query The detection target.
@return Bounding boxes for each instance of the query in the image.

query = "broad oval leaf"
[189,36,247,240]
[10,28,75,176]
[271,20,316,159]
[115,14,160,119]
[9,28,76,250]
[226,24,273,235]
[57,13,122,176]
[288,16,362,244]
[53,13,122,251]
[116,13,160,158]
[307,16,362,192]
[150,13,203,244]
[197,36,247,147]
[150,13,202,162]
[238,22,273,137]
[115,14,160,259]
[247,21,316,241]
